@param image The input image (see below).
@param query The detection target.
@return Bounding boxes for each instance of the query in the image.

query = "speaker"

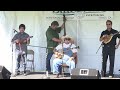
[71,68,100,79]
[0,66,11,79]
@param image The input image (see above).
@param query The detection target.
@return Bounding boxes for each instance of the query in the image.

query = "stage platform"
[10,72,120,79]
[10,72,71,79]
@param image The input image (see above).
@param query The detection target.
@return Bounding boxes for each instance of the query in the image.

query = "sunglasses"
[106,24,111,25]
[64,38,71,40]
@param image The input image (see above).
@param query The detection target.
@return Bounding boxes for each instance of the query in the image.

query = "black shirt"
[100,29,120,46]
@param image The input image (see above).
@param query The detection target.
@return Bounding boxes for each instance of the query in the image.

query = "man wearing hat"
[53,35,78,77]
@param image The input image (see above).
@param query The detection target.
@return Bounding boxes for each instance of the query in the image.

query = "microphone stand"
[11,29,18,76]
[96,43,103,54]
[96,43,104,77]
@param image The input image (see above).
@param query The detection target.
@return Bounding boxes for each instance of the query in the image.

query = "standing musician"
[46,20,66,73]
[53,35,78,78]
[99,20,120,78]
[11,24,31,76]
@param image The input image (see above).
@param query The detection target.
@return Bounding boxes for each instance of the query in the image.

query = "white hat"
[60,35,74,43]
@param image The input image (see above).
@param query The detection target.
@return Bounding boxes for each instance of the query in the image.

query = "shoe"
[23,73,27,76]
[15,70,20,76]
[23,71,27,76]
[56,74,59,78]
[109,76,113,78]
[48,71,52,74]
[53,72,59,75]
[11,74,17,77]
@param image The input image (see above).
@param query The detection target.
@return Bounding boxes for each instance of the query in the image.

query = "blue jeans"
[15,49,27,73]
[46,53,53,72]
[53,55,75,74]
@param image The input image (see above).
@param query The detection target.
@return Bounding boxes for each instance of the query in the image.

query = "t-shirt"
[11,32,30,53]
[100,29,120,46]
[55,43,78,57]
[46,26,61,53]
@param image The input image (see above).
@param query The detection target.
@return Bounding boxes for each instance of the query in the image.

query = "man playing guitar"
[11,24,31,76]
[100,20,120,78]
[53,35,78,78]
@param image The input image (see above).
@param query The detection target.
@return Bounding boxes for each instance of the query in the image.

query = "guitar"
[18,36,33,63]
[102,31,120,44]
[54,46,79,59]
[54,52,75,61]
[17,36,33,44]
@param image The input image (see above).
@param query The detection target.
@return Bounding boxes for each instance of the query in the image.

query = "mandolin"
[102,31,120,44]
[16,36,33,44]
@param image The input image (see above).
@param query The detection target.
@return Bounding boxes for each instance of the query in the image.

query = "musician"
[100,20,120,78]
[11,24,30,76]
[46,20,66,73]
[53,35,77,78]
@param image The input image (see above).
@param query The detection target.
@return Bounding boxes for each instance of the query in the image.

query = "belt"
[103,45,115,47]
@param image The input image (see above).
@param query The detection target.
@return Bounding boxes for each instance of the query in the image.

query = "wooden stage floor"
[10,72,120,79]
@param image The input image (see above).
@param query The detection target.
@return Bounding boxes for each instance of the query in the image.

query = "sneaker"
[48,71,52,74]
[11,74,17,77]
[53,72,58,75]
[109,76,113,78]
[15,70,20,76]
[23,70,27,76]
[23,73,27,76]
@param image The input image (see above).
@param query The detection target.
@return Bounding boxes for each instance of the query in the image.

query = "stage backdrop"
[0,11,120,74]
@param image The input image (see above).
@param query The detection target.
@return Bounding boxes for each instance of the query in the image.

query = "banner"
[46,11,113,20]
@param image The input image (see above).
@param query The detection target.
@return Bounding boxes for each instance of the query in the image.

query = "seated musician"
[52,35,78,78]
[11,24,31,76]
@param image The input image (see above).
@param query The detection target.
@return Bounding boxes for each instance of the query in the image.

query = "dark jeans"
[46,53,54,72]
[102,45,115,77]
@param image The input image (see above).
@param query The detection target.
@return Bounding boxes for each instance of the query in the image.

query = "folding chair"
[26,50,35,72]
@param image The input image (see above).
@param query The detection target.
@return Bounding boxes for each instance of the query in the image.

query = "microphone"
[13,29,18,33]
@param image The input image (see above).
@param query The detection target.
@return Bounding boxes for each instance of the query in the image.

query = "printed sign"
[46,11,113,20]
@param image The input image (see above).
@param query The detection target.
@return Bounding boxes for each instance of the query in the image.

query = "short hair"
[19,24,26,29]
[106,20,112,25]
[51,21,59,26]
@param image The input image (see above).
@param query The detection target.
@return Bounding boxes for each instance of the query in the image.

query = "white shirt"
[55,43,78,53]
